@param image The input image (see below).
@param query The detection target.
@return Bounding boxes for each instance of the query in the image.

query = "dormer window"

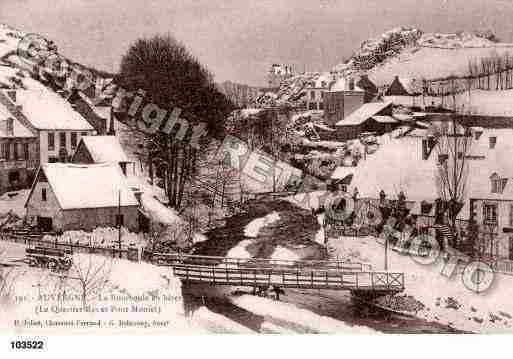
[491,173,508,194]
[490,136,497,149]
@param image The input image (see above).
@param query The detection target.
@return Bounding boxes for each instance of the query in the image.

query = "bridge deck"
[169,263,404,293]
[153,252,373,272]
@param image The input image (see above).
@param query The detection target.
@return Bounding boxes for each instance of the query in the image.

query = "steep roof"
[387,77,422,96]
[349,135,438,202]
[336,101,393,126]
[27,163,138,210]
[14,90,94,130]
[0,101,35,138]
[75,136,130,163]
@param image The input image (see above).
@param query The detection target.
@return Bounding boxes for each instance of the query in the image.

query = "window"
[491,173,508,194]
[71,132,77,149]
[48,157,59,163]
[115,214,124,226]
[0,143,7,160]
[81,132,88,137]
[483,203,498,224]
[510,205,513,227]
[6,142,12,160]
[8,171,19,184]
[13,143,18,160]
[308,103,316,110]
[59,132,66,149]
[24,143,29,160]
[41,188,47,202]
[48,132,55,151]
[490,136,497,149]
[318,102,323,110]
[310,91,315,100]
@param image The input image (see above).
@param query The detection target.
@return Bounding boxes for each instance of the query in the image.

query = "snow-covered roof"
[139,193,183,226]
[336,101,393,126]
[350,136,439,201]
[396,77,422,95]
[350,126,513,209]
[331,166,355,180]
[329,77,364,92]
[77,136,130,163]
[0,102,35,137]
[15,90,94,130]
[371,115,397,124]
[29,163,139,210]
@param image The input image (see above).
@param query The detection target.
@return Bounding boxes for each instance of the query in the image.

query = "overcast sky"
[2,0,513,86]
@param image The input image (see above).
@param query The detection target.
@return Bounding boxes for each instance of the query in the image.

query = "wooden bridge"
[155,253,405,295]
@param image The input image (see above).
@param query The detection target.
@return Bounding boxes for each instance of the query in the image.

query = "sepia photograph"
[2,0,513,354]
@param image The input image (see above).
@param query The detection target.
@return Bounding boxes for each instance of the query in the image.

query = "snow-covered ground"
[330,235,513,333]
[0,189,29,218]
[0,244,269,334]
[230,295,377,334]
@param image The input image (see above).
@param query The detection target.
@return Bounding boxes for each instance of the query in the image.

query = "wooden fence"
[152,252,372,272]
[0,231,139,261]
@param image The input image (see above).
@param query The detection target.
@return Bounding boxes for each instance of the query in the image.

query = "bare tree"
[68,254,112,307]
[433,120,472,238]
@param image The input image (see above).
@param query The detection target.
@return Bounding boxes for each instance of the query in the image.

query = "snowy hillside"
[331,27,513,87]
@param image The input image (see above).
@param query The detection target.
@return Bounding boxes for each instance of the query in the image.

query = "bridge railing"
[153,252,372,272]
[171,264,404,292]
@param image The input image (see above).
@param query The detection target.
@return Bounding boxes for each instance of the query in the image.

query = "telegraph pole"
[118,190,122,259]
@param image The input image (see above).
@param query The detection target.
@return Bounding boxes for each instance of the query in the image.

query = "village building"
[324,77,365,127]
[384,76,423,108]
[333,101,398,140]
[25,163,139,232]
[71,135,133,175]
[0,89,96,164]
[343,122,513,260]
[304,73,332,111]
[0,90,39,193]
[267,64,294,89]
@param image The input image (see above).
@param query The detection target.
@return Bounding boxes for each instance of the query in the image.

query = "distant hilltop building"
[267,64,294,88]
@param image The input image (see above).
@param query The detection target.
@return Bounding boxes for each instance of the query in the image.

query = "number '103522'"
[10,340,44,350]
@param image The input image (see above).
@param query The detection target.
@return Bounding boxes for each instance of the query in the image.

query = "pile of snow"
[0,253,209,333]
[330,235,513,333]
[139,193,183,227]
[244,211,280,237]
[0,189,29,217]
[270,246,301,261]
[225,239,253,260]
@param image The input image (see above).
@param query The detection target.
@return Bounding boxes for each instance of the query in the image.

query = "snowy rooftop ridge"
[27,163,139,210]
[77,135,130,163]
[336,101,393,126]
[14,89,94,131]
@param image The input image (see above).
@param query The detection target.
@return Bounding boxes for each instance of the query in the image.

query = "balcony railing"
[0,159,39,170]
